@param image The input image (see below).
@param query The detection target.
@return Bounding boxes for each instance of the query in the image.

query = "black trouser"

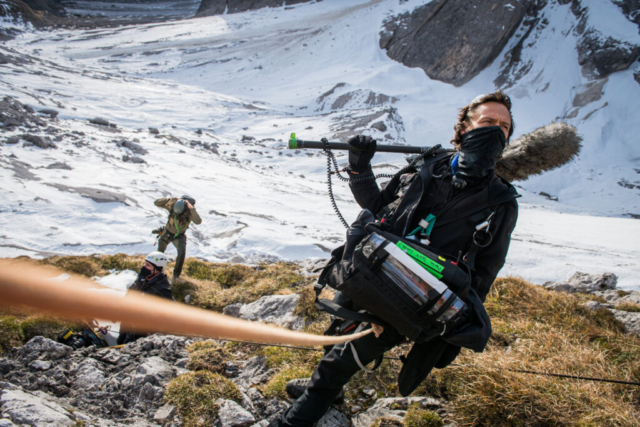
[157,231,187,278]
[275,321,405,426]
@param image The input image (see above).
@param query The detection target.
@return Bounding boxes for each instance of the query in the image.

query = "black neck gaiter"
[453,126,506,188]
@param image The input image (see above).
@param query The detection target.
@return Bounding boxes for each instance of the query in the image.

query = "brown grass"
[422,277,640,426]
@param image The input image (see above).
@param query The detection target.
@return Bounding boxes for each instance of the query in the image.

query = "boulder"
[21,133,57,149]
[379,0,531,86]
[577,30,640,80]
[317,408,349,427]
[15,336,72,363]
[544,272,617,294]
[45,162,72,170]
[132,356,175,387]
[0,388,75,426]
[153,403,176,425]
[217,399,256,427]
[225,294,303,330]
[235,356,270,390]
[611,309,640,337]
[71,358,106,391]
[352,397,444,427]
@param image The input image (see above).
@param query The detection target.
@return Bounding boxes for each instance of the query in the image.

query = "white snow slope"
[1,0,639,289]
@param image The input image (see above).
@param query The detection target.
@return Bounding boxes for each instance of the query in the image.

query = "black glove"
[347,135,376,173]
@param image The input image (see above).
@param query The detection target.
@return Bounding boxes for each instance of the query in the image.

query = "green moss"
[0,316,24,353]
[171,277,198,303]
[165,371,242,427]
[184,260,216,281]
[212,264,254,288]
[617,290,631,298]
[615,303,640,313]
[403,404,444,427]
[187,342,234,374]
[100,254,142,272]
[39,256,102,277]
[294,286,319,320]
[371,417,404,427]
[20,316,82,342]
[262,365,315,399]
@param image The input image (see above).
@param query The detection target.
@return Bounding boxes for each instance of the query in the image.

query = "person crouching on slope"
[117,251,173,344]
[154,195,202,280]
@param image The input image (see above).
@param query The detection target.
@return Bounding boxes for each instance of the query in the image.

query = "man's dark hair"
[451,90,514,147]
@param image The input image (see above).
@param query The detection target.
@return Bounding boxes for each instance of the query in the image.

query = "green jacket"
[154,197,202,237]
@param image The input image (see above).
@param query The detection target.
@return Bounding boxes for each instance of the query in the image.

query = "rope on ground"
[0,260,371,348]
[220,339,640,387]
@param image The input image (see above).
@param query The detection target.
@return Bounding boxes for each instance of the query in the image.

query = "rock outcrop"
[380,0,532,87]
[196,0,314,17]
[545,272,640,336]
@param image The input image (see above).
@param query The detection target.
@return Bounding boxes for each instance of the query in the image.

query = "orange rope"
[0,261,371,346]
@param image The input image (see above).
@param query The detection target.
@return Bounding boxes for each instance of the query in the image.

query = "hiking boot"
[285,378,344,404]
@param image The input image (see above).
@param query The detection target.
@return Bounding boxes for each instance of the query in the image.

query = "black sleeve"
[348,167,405,216]
[472,199,518,302]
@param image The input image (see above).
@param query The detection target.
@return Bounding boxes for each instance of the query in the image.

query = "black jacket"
[349,151,518,302]
[130,273,174,300]
[348,151,519,395]
[117,272,173,345]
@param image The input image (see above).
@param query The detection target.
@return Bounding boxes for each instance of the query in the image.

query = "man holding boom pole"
[270,90,519,427]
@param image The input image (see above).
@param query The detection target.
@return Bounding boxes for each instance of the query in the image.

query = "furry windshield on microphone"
[495,122,582,182]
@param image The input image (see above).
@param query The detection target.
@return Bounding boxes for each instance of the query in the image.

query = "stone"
[38,108,58,118]
[370,121,387,132]
[95,348,130,365]
[115,138,148,155]
[21,134,56,149]
[217,399,256,427]
[149,127,160,134]
[153,403,176,425]
[46,162,72,170]
[0,419,16,426]
[89,117,110,126]
[352,397,444,427]
[611,309,640,336]
[582,301,605,311]
[5,136,20,144]
[317,408,349,427]
[133,356,175,387]
[235,356,270,390]
[572,78,608,107]
[545,272,617,294]
[577,30,640,79]
[122,155,146,164]
[16,337,72,363]
[223,303,243,318]
[72,358,106,391]
[29,360,52,371]
[233,294,303,330]
[0,388,75,426]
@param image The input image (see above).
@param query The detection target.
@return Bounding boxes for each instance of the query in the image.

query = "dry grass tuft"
[0,309,84,353]
[403,403,444,427]
[164,371,242,427]
[182,261,308,311]
[262,364,315,399]
[186,340,234,374]
[423,277,640,426]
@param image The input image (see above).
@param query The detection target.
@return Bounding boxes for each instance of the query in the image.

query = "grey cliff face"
[196,0,315,17]
[379,0,532,87]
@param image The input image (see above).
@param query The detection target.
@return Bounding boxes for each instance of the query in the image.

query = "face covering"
[139,266,153,280]
[452,126,506,189]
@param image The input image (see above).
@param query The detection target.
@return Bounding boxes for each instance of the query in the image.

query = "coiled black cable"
[322,138,442,228]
